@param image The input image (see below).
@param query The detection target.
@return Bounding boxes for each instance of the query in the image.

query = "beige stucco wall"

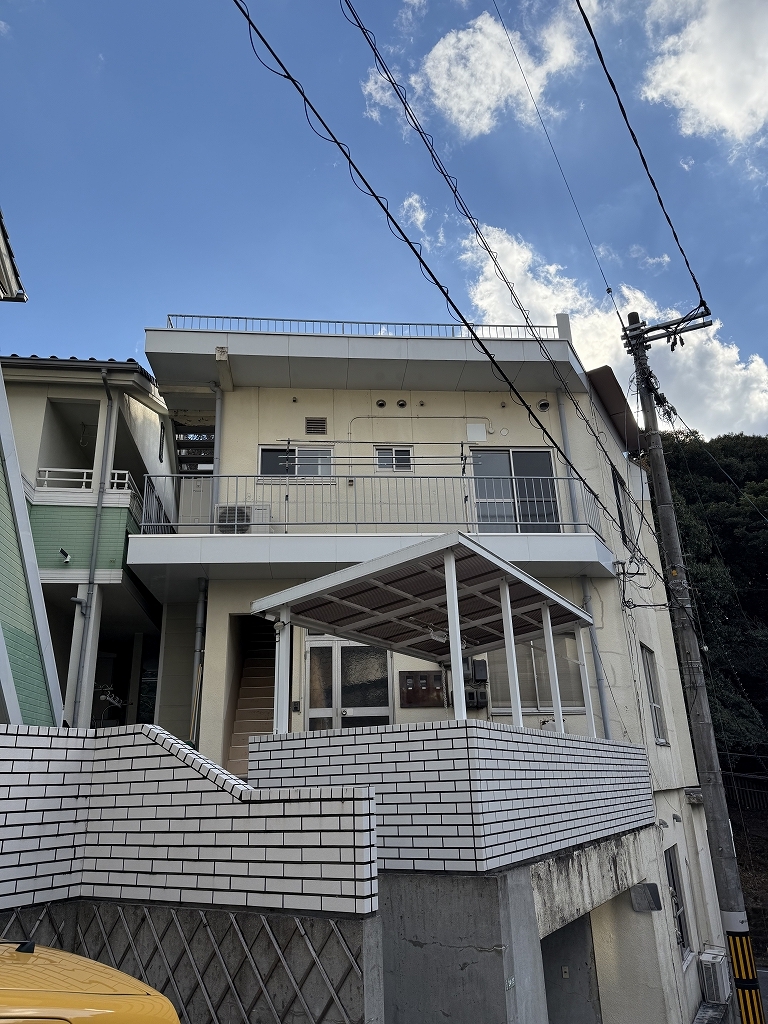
[155,601,197,740]
[5,383,111,486]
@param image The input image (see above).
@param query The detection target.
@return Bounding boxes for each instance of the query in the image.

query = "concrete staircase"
[226,653,274,779]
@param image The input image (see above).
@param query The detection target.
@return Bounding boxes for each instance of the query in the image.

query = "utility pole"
[625,310,765,1024]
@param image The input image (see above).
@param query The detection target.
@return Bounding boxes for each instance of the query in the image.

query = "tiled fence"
[0,724,376,916]
[249,720,656,872]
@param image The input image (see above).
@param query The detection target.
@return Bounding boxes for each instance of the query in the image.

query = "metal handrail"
[141,473,603,538]
[165,315,561,340]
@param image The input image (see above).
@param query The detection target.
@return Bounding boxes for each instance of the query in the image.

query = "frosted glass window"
[340,647,388,708]
[309,646,332,709]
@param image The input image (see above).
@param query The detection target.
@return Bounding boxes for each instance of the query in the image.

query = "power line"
[488,0,622,323]
[573,0,707,313]
[338,0,661,555]
[227,0,656,552]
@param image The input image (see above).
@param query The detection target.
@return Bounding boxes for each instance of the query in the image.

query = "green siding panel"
[29,506,131,570]
[0,460,53,725]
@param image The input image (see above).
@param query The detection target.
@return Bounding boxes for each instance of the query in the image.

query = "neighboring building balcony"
[33,468,143,522]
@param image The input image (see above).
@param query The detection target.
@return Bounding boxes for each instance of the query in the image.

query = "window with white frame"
[472,449,559,534]
[664,846,692,958]
[375,446,413,471]
[260,447,332,476]
[641,644,667,742]
[487,631,586,712]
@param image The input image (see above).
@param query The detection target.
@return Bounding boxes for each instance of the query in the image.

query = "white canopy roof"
[250,533,591,662]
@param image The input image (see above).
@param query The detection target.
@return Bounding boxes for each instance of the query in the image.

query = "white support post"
[274,606,291,735]
[575,626,597,738]
[500,579,523,729]
[541,603,565,734]
[444,550,466,721]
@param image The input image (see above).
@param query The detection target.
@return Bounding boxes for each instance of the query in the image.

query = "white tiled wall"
[249,720,656,872]
[0,724,376,916]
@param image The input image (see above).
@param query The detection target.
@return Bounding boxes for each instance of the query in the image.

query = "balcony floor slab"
[128,530,616,602]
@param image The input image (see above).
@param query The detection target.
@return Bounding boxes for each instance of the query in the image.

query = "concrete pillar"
[444,549,467,721]
[380,867,549,1024]
[499,867,550,1024]
[541,603,565,733]
[575,626,597,738]
[500,579,523,728]
[274,606,291,734]
[64,582,103,728]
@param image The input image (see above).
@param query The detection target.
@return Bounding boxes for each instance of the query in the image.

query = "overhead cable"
[573,0,707,313]
[488,0,621,322]
[228,0,648,548]
[339,0,658,540]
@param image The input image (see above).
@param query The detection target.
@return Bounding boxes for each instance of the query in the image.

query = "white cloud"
[361,66,401,124]
[642,0,768,143]
[0,21,10,36]
[400,193,429,233]
[411,10,582,139]
[680,157,694,171]
[462,226,768,436]
[397,0,427,31]
[629,245,670,271]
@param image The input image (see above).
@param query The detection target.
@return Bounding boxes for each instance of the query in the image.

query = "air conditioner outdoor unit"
[215,503,271,534]
[699,949,730,1004]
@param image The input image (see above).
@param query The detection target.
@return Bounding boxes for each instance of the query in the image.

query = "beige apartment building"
[121,314,727,1022]
[0,313,734,1023]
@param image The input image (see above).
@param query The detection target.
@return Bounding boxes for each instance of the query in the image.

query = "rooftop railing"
[165,315,561,340]
[141,473,603,538]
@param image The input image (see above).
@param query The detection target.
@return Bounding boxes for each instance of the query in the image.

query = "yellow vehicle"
[0,940,180,1023]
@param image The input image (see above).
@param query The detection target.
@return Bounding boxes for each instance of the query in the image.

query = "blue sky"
[1,0,767,434]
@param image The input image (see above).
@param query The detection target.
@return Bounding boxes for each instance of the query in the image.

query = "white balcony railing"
[36,467,94,489]
[36,468,143,523]
[141,473,604,538]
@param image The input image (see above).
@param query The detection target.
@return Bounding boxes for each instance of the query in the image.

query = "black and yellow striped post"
[727,929,765,1024]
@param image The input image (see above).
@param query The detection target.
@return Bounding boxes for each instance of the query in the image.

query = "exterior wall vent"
[305,417,327,435]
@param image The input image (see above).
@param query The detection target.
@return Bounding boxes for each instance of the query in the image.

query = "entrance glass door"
[307,639,391,730]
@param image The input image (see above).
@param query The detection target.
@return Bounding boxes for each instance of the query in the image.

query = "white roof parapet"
[250,532,591,662]
[145,320,589,394]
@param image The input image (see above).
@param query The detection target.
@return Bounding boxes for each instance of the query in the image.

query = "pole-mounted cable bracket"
[622,309,712,353]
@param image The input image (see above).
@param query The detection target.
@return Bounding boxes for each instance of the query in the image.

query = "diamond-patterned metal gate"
[0,901,374,1024]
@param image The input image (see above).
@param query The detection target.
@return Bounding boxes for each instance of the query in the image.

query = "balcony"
[140,473,604,537]
[34,468,143,522]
